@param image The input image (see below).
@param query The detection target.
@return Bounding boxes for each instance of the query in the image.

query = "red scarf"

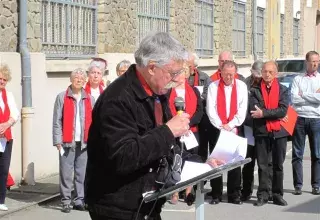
[0,89,12,140]
[62,88,92,143]
[261,79,281,132]
[210,70,240,82]
[169,82,198,132]
[193,68,199,86]
[84,81,104,95]
[217,80,238,124]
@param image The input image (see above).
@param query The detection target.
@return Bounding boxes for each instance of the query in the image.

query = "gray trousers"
[59,142,87,206]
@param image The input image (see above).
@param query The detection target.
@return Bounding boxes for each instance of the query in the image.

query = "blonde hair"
[0,64,12,82]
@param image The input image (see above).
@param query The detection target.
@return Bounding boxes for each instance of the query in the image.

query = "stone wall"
[27,0,41,52]
[170,0,195,51]
[299,0,306,56]
[98,0,138,53]
[263,2,269,59]
[284,0,294,57]
[0,0,18,52]
[245,0,253,58]
[217,1,233,53]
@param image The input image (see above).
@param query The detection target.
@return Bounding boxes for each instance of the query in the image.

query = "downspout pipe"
[252,0,258,61]
[19,0,35,185]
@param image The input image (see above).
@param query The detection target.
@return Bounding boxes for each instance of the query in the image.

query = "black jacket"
[85,65,176,219]
[250,81,289,138]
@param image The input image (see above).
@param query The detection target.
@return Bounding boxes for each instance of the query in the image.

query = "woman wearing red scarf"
[53,68,95,213]
[168,64,203,206]
[250,61,289,207]
[0,64,19,211]
[85,58,107,102]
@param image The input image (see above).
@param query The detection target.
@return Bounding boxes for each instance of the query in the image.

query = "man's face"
[148,60,185,95]
[88,66,103,85]
[218,52,232,69]
[117,65,129,76]
[262,63,277,84]
[188,56,195,76]
[221,66,236,86]
[306,54,319,73]
[70,73,86,90]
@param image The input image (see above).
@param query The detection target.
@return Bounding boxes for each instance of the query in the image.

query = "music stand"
[144,158,251,220]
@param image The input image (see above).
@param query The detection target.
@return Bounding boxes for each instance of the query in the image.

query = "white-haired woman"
[85,58,107,101]
[116,60,131,77]
[0,64,19,211]
[53,68,95,213]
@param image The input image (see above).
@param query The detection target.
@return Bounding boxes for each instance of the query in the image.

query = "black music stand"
[144,158,251,220]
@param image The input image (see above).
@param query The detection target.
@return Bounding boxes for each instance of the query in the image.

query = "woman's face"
[88,66,103,86]
[0,73,8,90]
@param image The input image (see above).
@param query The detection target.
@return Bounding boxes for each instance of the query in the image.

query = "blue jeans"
[292,117,320,189]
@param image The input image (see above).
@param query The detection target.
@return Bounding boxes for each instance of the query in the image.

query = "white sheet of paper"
[244,126,255,146]
[195,86,204,95]
[180,131,198,150]
[0,138,6,153]
[60,147,65,157]
[209,130,247,164]
[178,161,212,183]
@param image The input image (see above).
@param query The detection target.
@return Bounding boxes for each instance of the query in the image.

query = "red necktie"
[154,97,163,126]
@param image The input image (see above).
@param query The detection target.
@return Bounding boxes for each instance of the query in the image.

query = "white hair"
[192,53,200,67]
[116,60,131,72]
[134,32,188,67]
[70,68,87,80]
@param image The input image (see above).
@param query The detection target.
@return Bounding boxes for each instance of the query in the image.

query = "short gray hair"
[70,68,87,80]
[251,60,263,76]
[192,53,200,67]
[221,60,238,72]
[134,32,188,67]
[116,60,131,72]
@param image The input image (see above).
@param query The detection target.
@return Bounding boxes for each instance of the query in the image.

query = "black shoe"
[273,196,288,206]
[73,204,86,211]
[61,204,71,213]
[184,193,195,206]
[254,198,267,207]
[240,194,252,201]
[228,197,243,205]
[293,188,302,195]
[312,187,320,195]
[210,197,222,205]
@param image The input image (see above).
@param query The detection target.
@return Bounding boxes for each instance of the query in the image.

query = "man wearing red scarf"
[53,68,95,213]
[250,61,289,207]
[206,61,248,205]
[84,58,107,102]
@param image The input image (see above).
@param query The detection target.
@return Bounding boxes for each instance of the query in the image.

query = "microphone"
[174,97,185,115]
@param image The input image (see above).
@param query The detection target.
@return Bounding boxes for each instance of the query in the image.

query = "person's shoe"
[312,187,320,195]
[254,198,268,207]
[210,197,222,205]
[184,193,195,206]
[0,204,8,211]
[228,197,243,205]
[273,196,288,206]
[61,204,71,213]
[73,204,86,211]
[240,194,252,201]
[293,187,302,195]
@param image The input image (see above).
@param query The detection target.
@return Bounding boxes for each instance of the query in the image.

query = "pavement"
[1,141,320,220]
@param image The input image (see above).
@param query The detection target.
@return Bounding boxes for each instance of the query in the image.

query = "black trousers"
[89,211,161,220]
[256,136,287,200]
[0,140,13,204]
[241,144,256,196]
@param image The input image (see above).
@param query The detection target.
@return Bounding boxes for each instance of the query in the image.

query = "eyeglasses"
[155,65,185,79]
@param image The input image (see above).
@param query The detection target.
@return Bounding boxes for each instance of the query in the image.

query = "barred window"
[137,0,170,44]
[256,7,264,59]
[195,0,214,58]
[232,1,246,58]
[293,18,299,57]
[280,14,284,58]
[41,0,98,59]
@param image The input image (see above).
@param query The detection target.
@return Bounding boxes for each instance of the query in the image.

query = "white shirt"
[74,96,81,142]
[291,72,320,118]
[90,87,101,102]
[206,79,248,130]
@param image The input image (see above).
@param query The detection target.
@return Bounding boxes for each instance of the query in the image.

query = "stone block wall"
[263,3,269,59]
[217,1,233,53]
[284,0,294,56]
[0,0,18,52]
[245,0,253,58]
[27,0,41,52]
[299,0,306,56]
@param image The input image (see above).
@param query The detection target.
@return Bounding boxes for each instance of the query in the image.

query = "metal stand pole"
[195,181,205,220]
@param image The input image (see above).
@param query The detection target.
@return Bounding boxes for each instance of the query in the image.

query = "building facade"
[0,0,319,181]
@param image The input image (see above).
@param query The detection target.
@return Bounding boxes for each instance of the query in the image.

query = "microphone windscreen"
[174,97,185,112]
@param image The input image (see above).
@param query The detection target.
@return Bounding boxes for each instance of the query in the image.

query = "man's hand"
[251,105,264,119]
[281,115,288,123]
[55,144,62,151]
[166,113,190,138]
[0,122,10,135]
[206,158,225,168]
[221,124,232,131]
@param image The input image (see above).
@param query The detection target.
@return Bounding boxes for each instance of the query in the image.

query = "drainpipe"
[252,0,258,61]
[19,0,35,185]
